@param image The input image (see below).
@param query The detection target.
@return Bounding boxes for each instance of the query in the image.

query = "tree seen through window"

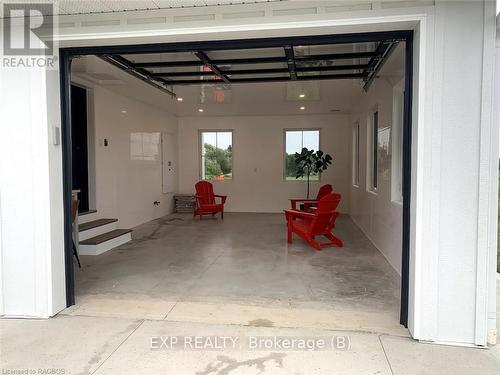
[201,131,233,180]
[285,130,320,180]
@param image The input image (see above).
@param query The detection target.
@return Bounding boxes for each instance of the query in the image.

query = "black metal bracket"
[194,51,231,84]
[363,41,399,91]
[284,45,297,80]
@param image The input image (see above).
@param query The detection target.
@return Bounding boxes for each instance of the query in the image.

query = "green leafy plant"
[203,143,232,180]
[294,148,333,199]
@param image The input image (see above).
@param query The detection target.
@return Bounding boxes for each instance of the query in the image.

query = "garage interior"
[64,34,409,335]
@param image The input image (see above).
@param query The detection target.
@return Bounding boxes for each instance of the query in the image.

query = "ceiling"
[3,0,285,16]
[93,32,402,101]
[72,54,361,116]
[70,29,405,116]
[72,43,404,117]
[109,40,396,89]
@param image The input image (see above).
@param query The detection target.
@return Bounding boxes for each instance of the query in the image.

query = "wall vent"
[325,3,372,13]
[272,8,317,17]
[222,10,266,20]
[127,17,167,25]
[173,14,216,23]
[81,19,120,27]
[381,0,435,9]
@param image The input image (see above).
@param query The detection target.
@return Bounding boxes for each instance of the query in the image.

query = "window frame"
[198,129,234,182]
[283,128,322,182]
[391,79,405,205]
[352,121,360,187]
[366,108,379,193]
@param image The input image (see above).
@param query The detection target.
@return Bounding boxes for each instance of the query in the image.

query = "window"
[284,129,320,181]
[200,131,233,181]
[368,110,378,192]
[352,122,360,186]
[391,80,404,203]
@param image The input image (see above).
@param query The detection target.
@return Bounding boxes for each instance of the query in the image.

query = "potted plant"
[294,148,333,199]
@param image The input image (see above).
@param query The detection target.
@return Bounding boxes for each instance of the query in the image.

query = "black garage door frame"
[59,30,413,326]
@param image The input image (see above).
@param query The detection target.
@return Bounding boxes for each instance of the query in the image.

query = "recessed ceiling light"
[198,108,204,113]
[176,97,183,102]
[299,94,305,98]
[121,110,127,114]
[300,106,306,110]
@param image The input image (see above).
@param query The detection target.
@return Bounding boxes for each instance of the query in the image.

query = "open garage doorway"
[60,31,413,334]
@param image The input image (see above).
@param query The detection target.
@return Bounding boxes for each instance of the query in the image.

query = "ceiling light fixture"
[121,110,127,114]
[300,106,306,110]
[198,108,204,113]
[299,94,305,98]
[177,97,183,102]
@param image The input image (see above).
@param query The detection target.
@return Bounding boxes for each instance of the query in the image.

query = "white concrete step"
[78,209,99,224]
[79,229,132,256]
[79,218,118,241]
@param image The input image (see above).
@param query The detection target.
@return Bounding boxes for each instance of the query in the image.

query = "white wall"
[90,86,178,228]
[178,114,351,213]
[349,78,403,275]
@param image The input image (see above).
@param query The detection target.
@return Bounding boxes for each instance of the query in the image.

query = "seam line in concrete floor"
[378,334,396,375]
[61,311,411,339]
[162,299,178,320]
[161,251,227,321]
[160,316,412,338]
[90,319,145,375]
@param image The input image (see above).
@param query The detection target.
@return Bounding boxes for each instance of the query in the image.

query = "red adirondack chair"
[290,184,333,211]
[284,192,343,250]
[194,181,227,220]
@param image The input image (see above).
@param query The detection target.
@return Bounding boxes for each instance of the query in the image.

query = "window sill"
[201,179,234,183]
[283,180,322,183]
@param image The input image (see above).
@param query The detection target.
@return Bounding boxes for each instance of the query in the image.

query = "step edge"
[78,218,118,232]
[79,229,132,245]
[79,234,132,256]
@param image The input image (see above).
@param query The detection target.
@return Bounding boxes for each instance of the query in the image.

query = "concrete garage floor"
[1,214,499,374]
[73,213,404,334]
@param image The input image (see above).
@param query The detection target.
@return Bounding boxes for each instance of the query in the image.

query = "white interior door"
[161,132,176,194]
